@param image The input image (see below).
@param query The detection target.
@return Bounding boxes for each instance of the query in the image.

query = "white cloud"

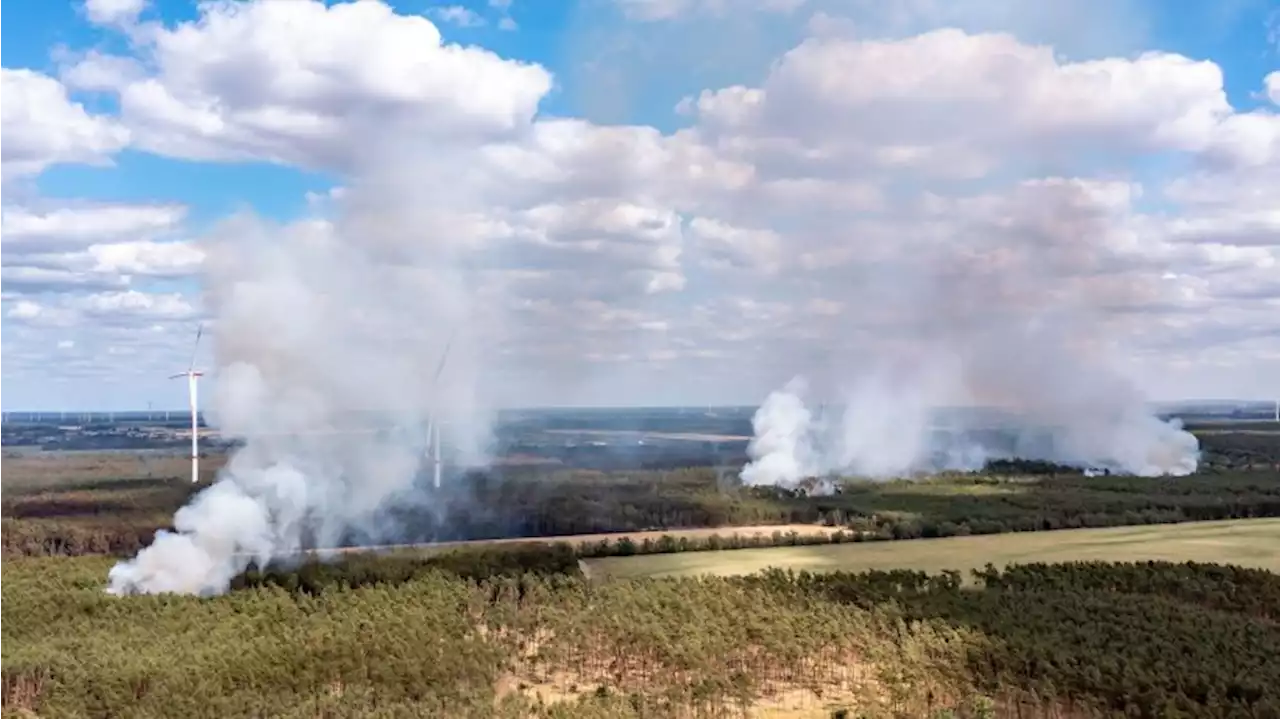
[76,290,198,321]
[60,50,146,92]
[0,69,130,179]
[617,0,806,21]
[2,203,185,251]
[85,239,205,276]
[685,30,1256,180]
[1,201,198,306]
[4,284,199,327]
[687,217,783,273]
[485,0,517,30]
[1,266,130,295]
[7,300,44,321]
[83,0,147,26]
[4,240,205,290]
[3,298,78,327]
[431,5,485,27]
[5,1,1280,405]
[89,0,552,170]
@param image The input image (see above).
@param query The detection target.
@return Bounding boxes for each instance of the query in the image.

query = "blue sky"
[2,0,1278,410]
[4,0,1276,226]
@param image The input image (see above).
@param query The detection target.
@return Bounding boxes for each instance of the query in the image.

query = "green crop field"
[584,518,1280,579]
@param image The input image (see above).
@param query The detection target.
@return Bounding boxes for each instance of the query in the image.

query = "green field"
[584,518,1280,579]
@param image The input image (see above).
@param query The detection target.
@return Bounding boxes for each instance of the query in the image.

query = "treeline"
[232,543,585,594]
[360,467,1280,546]
[1192,426,1280,471]
[377,466,1280,547]
[6,465,1280,557]
[7,553,1278,717]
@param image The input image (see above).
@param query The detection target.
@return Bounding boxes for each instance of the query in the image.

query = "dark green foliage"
[7,465,1280,558]
[6,555,1279,718]
[751,561,1280,717]
[233,543,583,594]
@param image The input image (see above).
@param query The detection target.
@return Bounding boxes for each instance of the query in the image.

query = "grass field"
[0,451,227,490]
[584,518,1280,579]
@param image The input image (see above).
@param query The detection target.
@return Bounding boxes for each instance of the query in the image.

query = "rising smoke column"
[740,182,1201,487]
[742,372,1199,487]
[740,377,817,485]
[99,0,563,596]
[108,184,495,597]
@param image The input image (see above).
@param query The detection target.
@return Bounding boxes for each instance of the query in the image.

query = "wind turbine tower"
[430,419,443,490]
[426,334,454,490]
[170,326,205,484]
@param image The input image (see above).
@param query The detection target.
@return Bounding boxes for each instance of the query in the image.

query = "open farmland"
[0,450,227,490]
[584,517,1280,579]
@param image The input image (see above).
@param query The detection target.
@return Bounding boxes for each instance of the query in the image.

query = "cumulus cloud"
[1,69,130,180]
[4,0,1280,411]
[1,201,197,302]
[83,0,147,26]
[618,0,807,21]
[431,5,485,28]
[76,290,198,322]
[1266,72,1280,105]
[81,0,552,170]
[685,29,1250,178]
[2,203,185,251]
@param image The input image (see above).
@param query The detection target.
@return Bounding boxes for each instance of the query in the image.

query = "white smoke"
[108,165,496,596]
[740,184,1202,487]
[742,372,1199,487]
[740,377,818,486]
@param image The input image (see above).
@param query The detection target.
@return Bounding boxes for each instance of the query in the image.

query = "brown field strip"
[583,518,1280,579]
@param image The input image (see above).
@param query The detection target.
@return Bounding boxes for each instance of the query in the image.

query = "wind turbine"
[426,333,455,490]
[170,326,205,484]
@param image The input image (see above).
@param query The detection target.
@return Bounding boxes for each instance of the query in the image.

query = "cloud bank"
[3,1,1278,409]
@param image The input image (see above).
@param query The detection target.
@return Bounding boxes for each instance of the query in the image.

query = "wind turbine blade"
[188,324,204,373]
[431,329,456,385]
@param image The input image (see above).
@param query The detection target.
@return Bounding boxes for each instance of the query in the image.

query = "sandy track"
[284,524,842,558]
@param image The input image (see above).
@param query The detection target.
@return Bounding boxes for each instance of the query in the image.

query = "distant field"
[584,518,1280,579]
[1187,420,1280,433]
[0,452,226,490]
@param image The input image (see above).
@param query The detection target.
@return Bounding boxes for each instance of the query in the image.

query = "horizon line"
[2,398,1277,416]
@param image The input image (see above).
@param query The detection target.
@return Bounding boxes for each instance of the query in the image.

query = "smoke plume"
[741,184,1202,487]
[108,170,494,597]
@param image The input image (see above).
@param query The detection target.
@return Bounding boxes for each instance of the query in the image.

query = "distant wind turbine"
[426,332,455,490]
[169,325,205,484]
